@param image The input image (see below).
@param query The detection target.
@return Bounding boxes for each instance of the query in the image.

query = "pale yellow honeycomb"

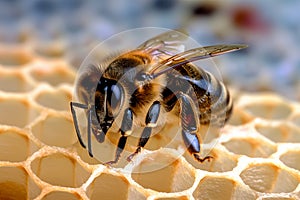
[0,44,299,200]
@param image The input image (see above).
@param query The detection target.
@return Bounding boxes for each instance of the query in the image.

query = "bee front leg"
[106,108,133,165]
[70,102,98,157]
[70,102,88,149]
[180,94,212,163]
[70,101,95,157]
[127,101,161,162]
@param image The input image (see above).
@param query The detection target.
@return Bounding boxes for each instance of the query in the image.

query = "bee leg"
[87,108,93,157]
[106,108,133,165]
[180,95,212,163]
[70,102,88,149]
[127,101,160,162]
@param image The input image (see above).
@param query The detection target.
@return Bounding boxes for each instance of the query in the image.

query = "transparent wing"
[150,44,247,78]
[137,30,189,58]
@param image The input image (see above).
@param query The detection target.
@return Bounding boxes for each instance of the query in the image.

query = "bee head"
[95,76,124,134]
[75,64,125,135]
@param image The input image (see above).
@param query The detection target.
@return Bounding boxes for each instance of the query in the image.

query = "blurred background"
[0,0,299,100]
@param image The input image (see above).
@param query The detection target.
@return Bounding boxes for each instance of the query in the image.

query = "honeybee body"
[70,30,246,164]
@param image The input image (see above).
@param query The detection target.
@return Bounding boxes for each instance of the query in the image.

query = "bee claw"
[104,160,117,166]
[127,146,142,162]
[193,154,213,163]
[126,153,136,162]
[126,156,132,162]
[105,155,121,166]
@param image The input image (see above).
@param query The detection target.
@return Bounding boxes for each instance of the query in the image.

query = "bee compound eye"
[109,84,123,115]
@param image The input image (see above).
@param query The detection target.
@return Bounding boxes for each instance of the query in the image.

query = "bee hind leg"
[180,94,212,163]
[127,101,161,162]
[105,108,133,165]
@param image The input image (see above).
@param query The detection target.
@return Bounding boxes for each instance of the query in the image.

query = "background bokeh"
[0,0,299,100]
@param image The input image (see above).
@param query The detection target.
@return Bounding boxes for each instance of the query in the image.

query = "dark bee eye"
[109,84,123,116]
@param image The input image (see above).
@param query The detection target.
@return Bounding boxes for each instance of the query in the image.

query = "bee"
[70,30,246,165]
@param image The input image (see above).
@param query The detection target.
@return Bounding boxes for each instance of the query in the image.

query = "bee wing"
[150,44,247,78]
[138,30,189,58]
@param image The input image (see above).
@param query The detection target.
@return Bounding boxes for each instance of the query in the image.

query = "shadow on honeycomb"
[0,44,299,200]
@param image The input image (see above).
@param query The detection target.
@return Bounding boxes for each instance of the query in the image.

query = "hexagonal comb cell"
[243,100,292,120]
[34,87,72,111]
[240,163,299,193]
[280,150,300,171]
[0,47,33,66]
[131,150,195,193]
[127,187,148,200]
[0,97,39,128]
[31,114,77,147]
[41,191,81,200]
[30,152,90,187]
[183,147,238,172]
[255,124,300,143]
[0,71,33,93]
[228,107,254,125]
[86,172,130,200]
[29,63,75,86]
[192,176,256,200]
[0,128,38,162]
[222,137,276,158]
[0,166,41,199]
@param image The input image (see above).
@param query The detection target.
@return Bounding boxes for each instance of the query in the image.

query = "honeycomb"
[0,44,299,200]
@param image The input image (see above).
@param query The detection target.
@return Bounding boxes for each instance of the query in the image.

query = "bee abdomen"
[197,71,232,127]
[163,64,233,127]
